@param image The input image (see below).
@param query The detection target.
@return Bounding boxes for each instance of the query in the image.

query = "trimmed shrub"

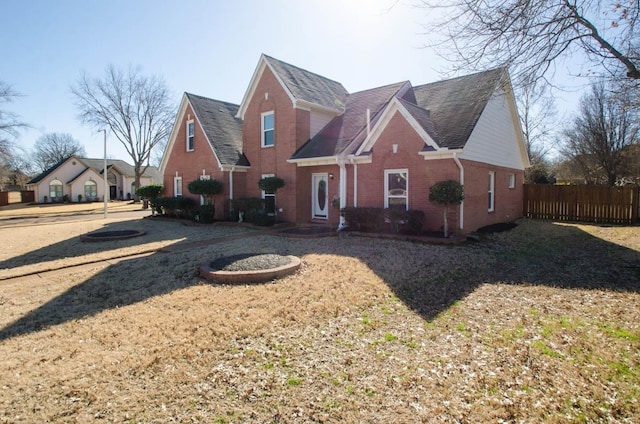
[342,207,385,232]
[230,197,274,226]
[152,196,197,218]
[136,184,163,200]
[194,204,216,223]
[341,207,425,235]
[187,179,223,206]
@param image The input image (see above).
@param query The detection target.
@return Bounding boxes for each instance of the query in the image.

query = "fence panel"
[523,184,639,225]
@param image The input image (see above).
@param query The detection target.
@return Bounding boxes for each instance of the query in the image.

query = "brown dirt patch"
[0,218,638,422]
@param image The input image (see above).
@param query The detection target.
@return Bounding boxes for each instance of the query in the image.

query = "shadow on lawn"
[0,220,165,272]
[0,219,639,342]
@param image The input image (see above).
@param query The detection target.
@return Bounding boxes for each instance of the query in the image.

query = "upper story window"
[261,111,274,147]
[384,169,408,211]
[186,120,195,151]
[508,173,515,189]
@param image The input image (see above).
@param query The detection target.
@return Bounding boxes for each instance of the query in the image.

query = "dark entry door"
[110,186,117,201]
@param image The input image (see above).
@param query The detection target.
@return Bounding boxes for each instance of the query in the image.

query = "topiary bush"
[136,184,164,200]
[429,179,464,237]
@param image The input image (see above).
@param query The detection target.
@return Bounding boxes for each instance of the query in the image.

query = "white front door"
[312,173,329,219]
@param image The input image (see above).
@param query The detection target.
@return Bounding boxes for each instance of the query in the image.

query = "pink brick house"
[159,54,529,234]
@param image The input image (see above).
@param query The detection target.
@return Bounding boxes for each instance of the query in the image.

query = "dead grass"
[0,218,638,422]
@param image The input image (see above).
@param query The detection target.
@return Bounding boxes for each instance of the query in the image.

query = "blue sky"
[3,0,584,162]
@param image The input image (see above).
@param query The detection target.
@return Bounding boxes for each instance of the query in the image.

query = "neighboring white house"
[26,156,162,203]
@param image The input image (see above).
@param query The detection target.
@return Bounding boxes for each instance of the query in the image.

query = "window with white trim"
[488,171,495,212]
[261,111,274,147]
[186,120,195,151]
[84,180,97,199]
[49,179,63,199]
[261,173,275,214]
[174,176,183,197]
[508,173,515,189]
[384,169,408,211]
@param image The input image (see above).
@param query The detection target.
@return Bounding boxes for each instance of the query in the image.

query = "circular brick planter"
[199,255,301,284]
[80,230,145,242]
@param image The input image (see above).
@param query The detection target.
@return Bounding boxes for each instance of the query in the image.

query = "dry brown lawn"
[0,217,638,423]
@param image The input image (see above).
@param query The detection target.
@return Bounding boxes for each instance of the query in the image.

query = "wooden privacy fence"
[523,184,639,225]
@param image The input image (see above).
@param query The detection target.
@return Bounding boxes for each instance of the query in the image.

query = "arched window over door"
[108,172,117,185]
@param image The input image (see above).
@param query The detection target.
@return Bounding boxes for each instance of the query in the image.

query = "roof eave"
[294,99,344,114]
[419,148,463,160]
[287,156,339,167]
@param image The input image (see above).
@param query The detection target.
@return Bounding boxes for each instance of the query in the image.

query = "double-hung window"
[261,112,274,147]
[384,169,408,211]
[186,121,195,151]
[488,171,495,212]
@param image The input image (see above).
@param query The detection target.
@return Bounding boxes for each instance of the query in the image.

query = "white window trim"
[261,111,275,148]
[508,173,515,189]
[174,176,183,197]
[384,168,409,210]
[186,120,195,152]
[488,171,495,212]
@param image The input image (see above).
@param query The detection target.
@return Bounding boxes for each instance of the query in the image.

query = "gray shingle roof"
[264,55,349,112]
[413,68,505,149]
[186,93,250,167]
[397,98,439,147]
[27,156,161,185]
[27,156,70,184]
[291,81,409,159]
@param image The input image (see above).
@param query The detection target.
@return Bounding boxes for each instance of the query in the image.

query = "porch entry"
[312,173,329,219]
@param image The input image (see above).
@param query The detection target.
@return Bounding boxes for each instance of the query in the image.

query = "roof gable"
[159,93,249,174]
[413,68,505,149]
[355,97,440,155]
[27,155,79,184]
[186,93,248,167]
[291,81,411,160]
[27,155,159,185]
[236,54,348,120]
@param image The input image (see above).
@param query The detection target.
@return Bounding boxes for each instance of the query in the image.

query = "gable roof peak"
[237,54,349,119]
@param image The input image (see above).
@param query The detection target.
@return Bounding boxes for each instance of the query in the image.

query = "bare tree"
[71,65,174,199]
[517,81,558,164]
[561,81,639,185]
[0,81,28,163]
[419,1,640,86]
[32,132,86,172]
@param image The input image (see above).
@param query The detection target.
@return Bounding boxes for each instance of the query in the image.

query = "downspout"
[353,160,358,207]
[229,166,235,215]
[452,153,464,230]
[337,157,347,230]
